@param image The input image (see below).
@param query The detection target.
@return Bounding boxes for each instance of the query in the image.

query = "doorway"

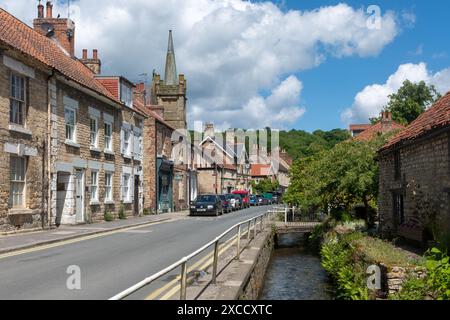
[134,175,140,215]
[75,169,85,223]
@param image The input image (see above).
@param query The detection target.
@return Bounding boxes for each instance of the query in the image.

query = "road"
[0,205,272,300]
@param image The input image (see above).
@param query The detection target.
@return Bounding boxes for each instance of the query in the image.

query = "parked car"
[226,194,241,211]
[190,194,223,216]
[219,195,232,213]
[249,195,259,206]
[258,196,269,206]
[232,190,250,208]
[263,193,274,205]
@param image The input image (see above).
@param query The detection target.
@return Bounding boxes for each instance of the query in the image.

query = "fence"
[110,210,277,300]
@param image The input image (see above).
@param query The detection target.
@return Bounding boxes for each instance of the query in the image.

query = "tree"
[251,178,279,194]
[385,80,441,125]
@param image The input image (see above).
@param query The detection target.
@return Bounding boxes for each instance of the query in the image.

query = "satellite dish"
[41,22,55,37]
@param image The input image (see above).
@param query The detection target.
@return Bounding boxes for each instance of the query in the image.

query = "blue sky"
[1,0,449,132]
[283,0,450,131]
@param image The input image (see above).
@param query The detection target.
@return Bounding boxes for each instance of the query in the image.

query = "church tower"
[151,31,187,130]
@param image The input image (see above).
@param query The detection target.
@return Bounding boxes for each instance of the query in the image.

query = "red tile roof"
[251,164,271,177]
[381,92,450,151]
[349,124,372,131]
[354,121,405,142]
[0,9,120,105]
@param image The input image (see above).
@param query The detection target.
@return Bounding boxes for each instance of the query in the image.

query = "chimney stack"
[80,49,102,74]
[38,1,44,19]
[46,1,53,19]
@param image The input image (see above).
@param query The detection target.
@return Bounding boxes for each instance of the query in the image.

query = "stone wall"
[379,131,450,244]
[0,51,49,232]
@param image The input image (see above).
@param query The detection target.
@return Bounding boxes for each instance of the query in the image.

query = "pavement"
[0,211,189,255]
[0,205,273,300]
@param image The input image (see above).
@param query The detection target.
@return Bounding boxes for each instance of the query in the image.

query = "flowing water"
[259,232,334,300]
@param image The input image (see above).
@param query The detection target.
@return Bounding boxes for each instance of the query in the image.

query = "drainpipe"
[47,69,55,229]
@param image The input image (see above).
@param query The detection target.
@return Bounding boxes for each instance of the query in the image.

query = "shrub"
[119,203,127,220]
[426,248,450,300]
[143,208,151,216]
[389,277,429,300]
[104,211,114,222]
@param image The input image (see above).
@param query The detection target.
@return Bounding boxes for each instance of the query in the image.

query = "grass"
[352,236,425,268]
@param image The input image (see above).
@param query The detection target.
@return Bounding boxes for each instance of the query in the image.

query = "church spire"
[164,30,178,85]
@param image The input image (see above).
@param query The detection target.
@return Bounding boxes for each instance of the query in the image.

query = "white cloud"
[1,0,399,129]
[342,63,450,124]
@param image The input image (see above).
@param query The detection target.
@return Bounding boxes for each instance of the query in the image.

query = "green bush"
[104,211,114,222]
[321,232,369,300]
[143,208,151,216]
[390,277,429,300]
[426,248,450,300]
[119,203,127,220]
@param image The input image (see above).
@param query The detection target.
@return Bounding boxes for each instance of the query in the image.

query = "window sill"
[122,200,133,204]
[9,124,32,136]
[90,147,101,153]
[104,149,115,156]
[8,208,34,216]
[90,201,101,206]
[104,200,115,205]
[65,140,80,148]
[122,154,132,160]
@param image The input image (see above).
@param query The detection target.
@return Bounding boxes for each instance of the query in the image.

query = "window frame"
[90,116,99,148]
[105,172,113,202]
[64,106,77,143]
[123,129,131,157]
[122,173,131,202]
[393,191,405,226]
[9,73,26,126]
[90,170,99,203]
[104,121,113,152]
[9,156,27,208]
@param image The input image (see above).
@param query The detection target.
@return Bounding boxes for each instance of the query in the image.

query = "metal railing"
[271,205,324,226]
[109,210,276,300]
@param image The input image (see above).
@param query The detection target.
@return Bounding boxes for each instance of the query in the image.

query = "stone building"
[0,5,146,231]
[378,93,450,247]
[150,31,191,211]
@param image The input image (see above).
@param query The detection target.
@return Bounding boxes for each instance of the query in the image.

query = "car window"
[196,195,216,202]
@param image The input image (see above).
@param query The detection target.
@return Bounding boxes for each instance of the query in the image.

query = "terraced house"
[0,3,146,231]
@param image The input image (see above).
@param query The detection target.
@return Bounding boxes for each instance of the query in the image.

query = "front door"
[134,175,140,215]
[75,170,85,223]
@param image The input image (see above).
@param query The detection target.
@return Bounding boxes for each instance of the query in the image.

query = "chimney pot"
[46,1,53,19]
[38,3,44,19]
[82,49,87,60]
[93,49,98,60]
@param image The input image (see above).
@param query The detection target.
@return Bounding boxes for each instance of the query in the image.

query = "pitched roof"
[0,9,120,105]
[251,164,272,177]
[354,121,405,142]
[132,90,175,130]
[381,92,450,151]
[349,124,372,131]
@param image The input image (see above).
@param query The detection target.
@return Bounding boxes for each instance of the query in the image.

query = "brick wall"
[379,132,450,244]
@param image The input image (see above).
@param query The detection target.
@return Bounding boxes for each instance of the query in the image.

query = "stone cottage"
[378,92,450,247]
[0,4,147,231]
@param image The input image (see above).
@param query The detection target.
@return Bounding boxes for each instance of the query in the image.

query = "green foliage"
[285,135,389,214]
[143,208,152,216]
[385,80,441,125]
[426,248,450,300]
[104,211,114,222]
[390,277,429,300]
[119,203,127,220]
[251,178,279,194]
[321,232,369,300]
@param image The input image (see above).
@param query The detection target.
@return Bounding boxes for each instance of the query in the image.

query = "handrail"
[109,209,276,300]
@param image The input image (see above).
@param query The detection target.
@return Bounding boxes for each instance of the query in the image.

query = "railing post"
[285,207,288,224]
[236,225,241,260]
[254,218,257,237]
[212,240,219,284]
[260,215,263,232]
[180,261,187,300]
[247,221,251,243]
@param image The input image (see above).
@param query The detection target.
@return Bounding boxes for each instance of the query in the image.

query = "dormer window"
[120,81,133,108]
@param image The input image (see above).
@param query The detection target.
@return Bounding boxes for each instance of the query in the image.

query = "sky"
[1,0,450,132]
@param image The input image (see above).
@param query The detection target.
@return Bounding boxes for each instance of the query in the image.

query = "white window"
[10,156,26,208]
[90,170,99,202]
[120,82,133,107]
[10,73,26,125]
[104,122,113,152]
[134,132,142,160]
[90,117,98,148]
[123,130,130,156]
[65,107,76,142]
[105,172,113,202]
[122,174,130,202]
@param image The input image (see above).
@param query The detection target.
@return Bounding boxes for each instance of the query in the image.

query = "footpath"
[0,211,189,255]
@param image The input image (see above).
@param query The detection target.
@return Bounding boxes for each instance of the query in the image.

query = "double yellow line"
[0,220,171,260]
[145,227,252,300]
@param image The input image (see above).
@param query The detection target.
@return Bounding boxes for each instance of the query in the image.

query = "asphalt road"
[0,205,272,300]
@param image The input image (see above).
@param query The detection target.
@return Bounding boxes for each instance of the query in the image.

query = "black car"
[190,194,223,216]
[219,195,232,213]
